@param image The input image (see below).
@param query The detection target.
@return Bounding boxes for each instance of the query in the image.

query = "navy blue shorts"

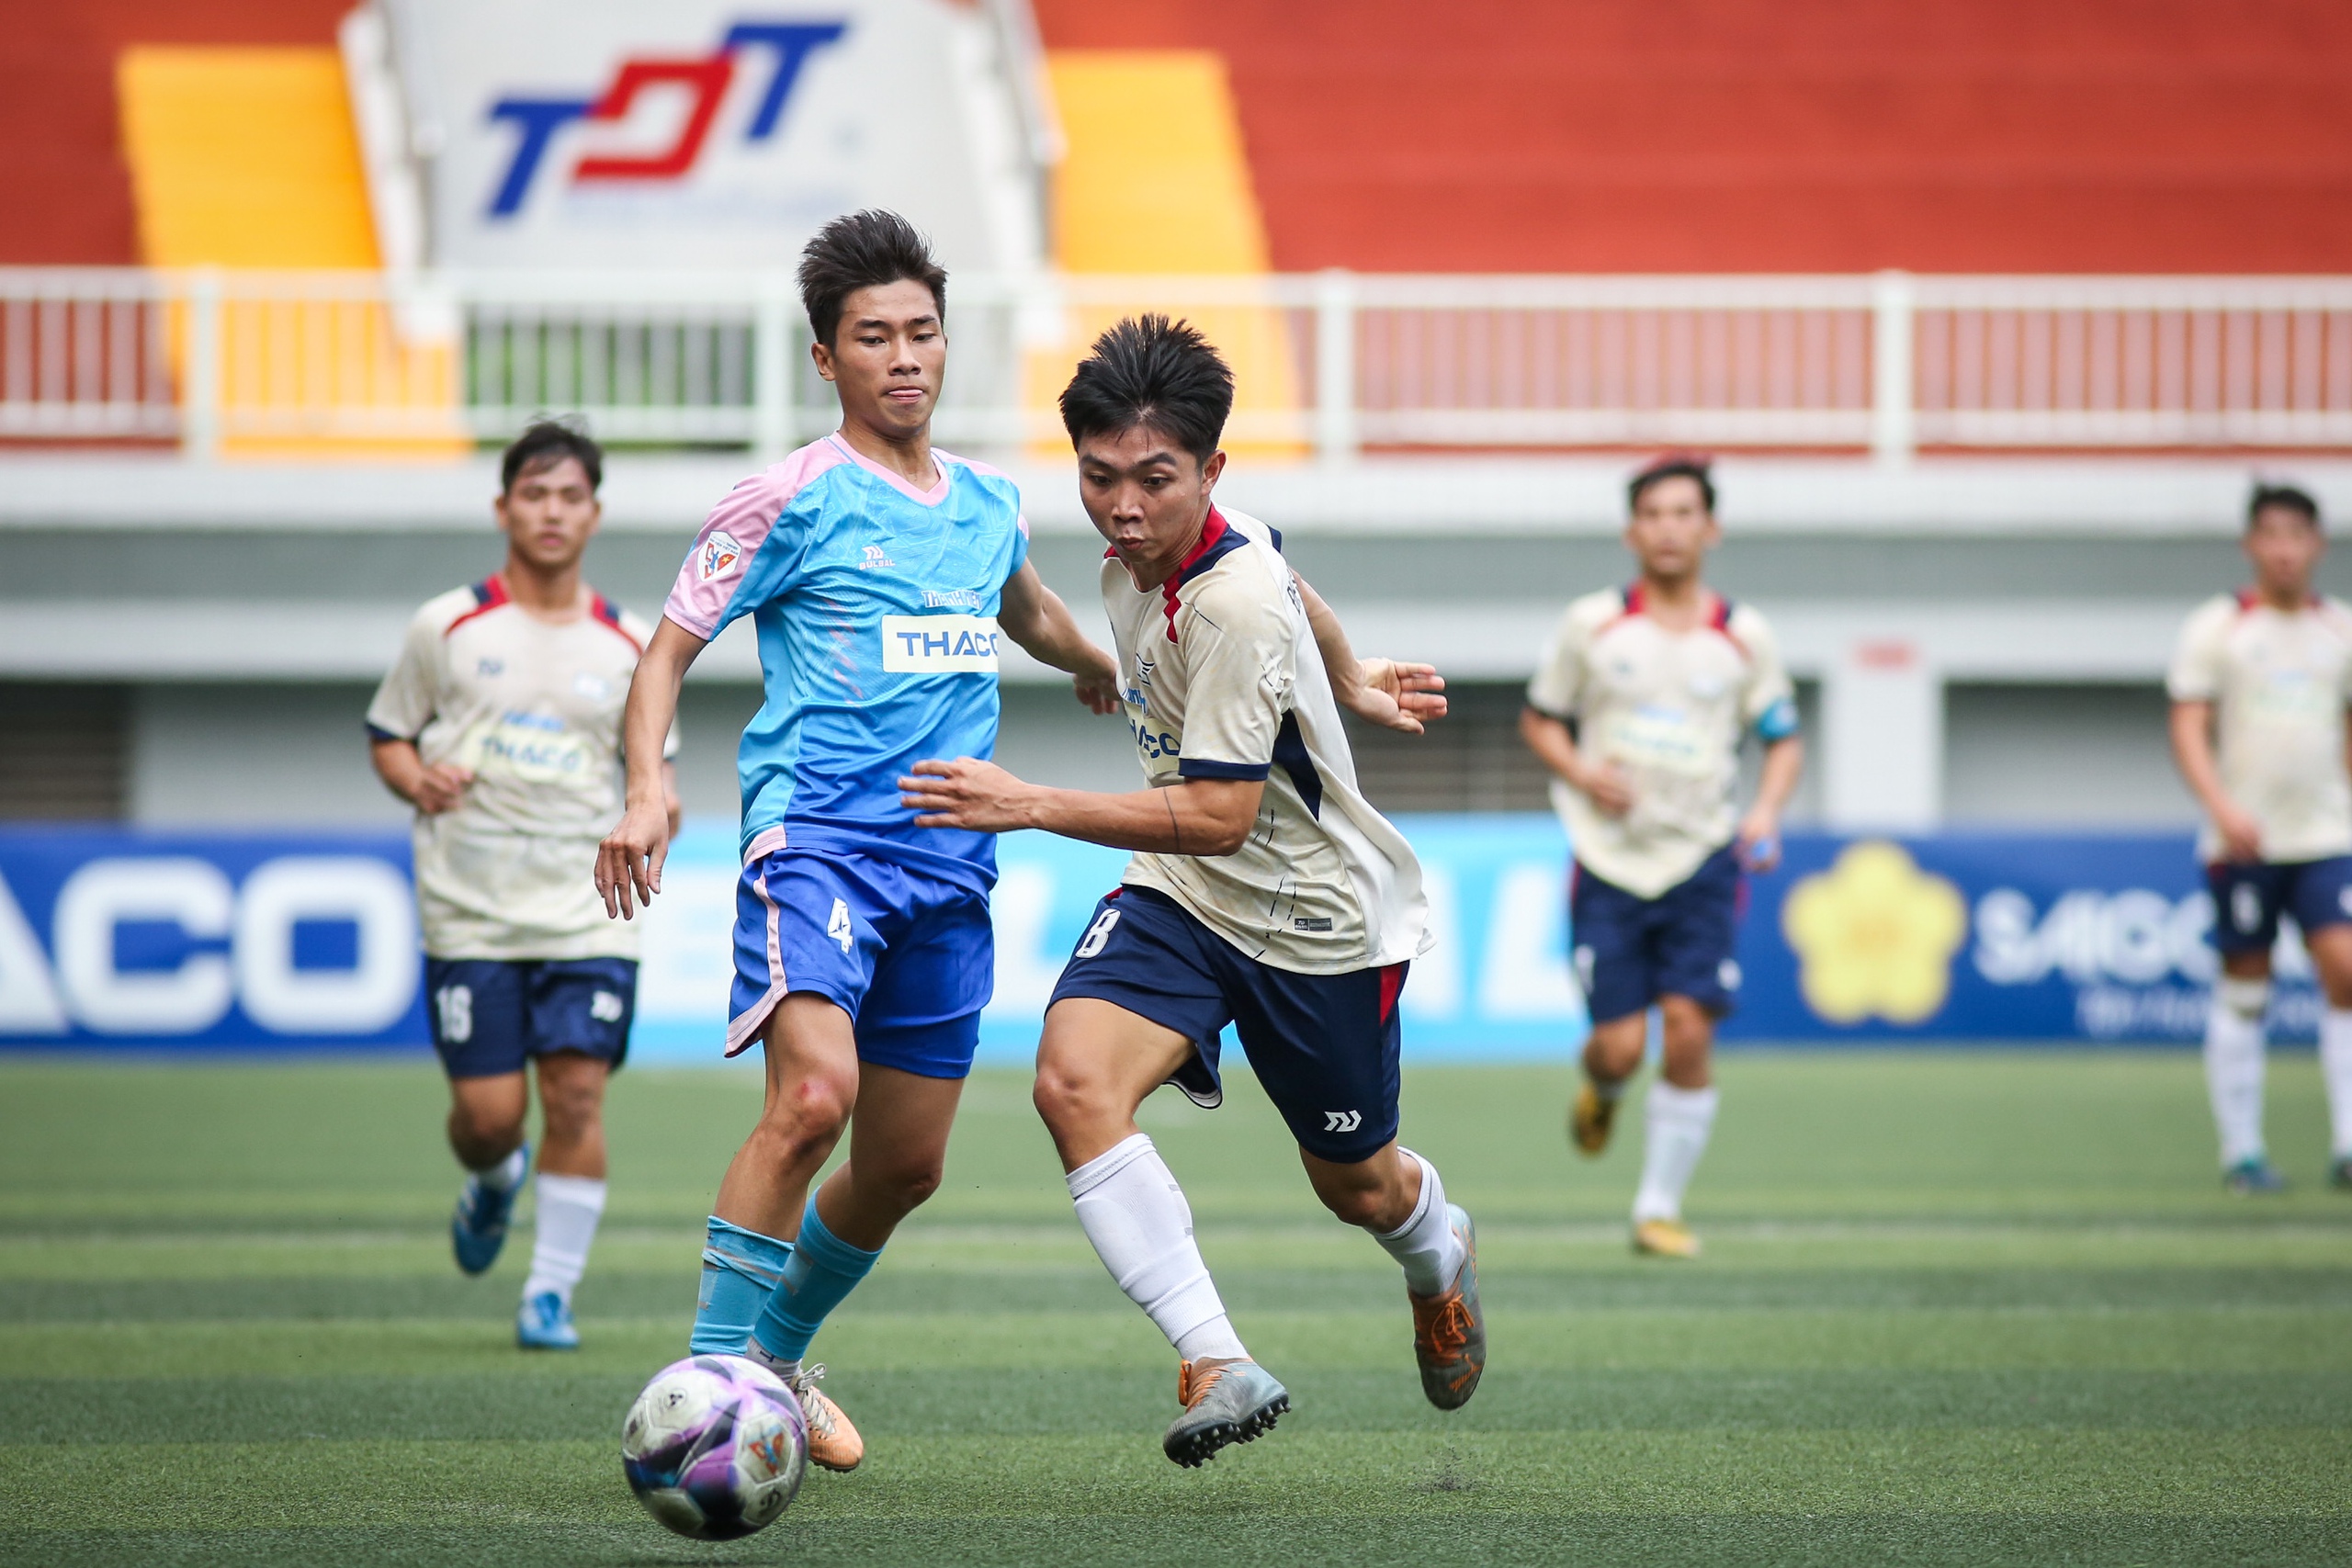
[1046,886,1406,1164]
[1571,843,1744,1024]
[2207,854,2352,955]
[729,848,992,1079]
[425,956,636,1079]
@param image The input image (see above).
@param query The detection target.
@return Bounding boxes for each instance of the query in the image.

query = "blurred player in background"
[595,211,1119,1473]
[366,421,680,1349]
[2167,483,2352,1194]
[901,316,1479,1468]
[1519,457,1803,1258]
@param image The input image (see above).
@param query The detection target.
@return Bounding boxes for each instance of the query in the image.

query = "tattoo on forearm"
[1165,792,1182,854]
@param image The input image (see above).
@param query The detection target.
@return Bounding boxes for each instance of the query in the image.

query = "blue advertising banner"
[1725,830,2315,1043]
[0,829,425,1050]
[0,821,2291,1057]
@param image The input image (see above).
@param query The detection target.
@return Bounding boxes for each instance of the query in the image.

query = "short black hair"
[2249,482,2322,531]
[501,419,602,494]
[797,209,948,348]
[1629,454,1715,513]
[1058,314,1235,467]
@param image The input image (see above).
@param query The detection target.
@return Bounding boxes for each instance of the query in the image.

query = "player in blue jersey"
[594,211,1121,1472]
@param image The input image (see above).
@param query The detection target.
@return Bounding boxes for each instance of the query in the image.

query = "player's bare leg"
[516,1052,609,1348]
[2207,950,2282,1192]
[2304,927,2352,1188]
[1035,998,1286,1465]
[1302,1142,1484,1409]
[1572,1010,1647,1155]
[1623,997,1718,1258]
[447,1071,530,1277]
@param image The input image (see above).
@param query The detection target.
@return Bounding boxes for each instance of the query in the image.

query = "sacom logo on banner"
[486,20,849,218]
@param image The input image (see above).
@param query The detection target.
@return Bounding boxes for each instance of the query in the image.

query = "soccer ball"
[621,1354,808,1540]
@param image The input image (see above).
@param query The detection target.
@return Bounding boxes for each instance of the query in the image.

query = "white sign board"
[382,0,1046,272]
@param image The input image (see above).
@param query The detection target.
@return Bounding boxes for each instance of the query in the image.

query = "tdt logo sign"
[487,20,849,218]
[0,832,425,1048]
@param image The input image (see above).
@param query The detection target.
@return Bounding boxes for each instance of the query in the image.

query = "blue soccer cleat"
[451,1144,528,1275]
[2224,1156,2286,1195]
[516,1289,581,1350]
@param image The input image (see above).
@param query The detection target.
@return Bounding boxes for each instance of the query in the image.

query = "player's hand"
[595,798,673,919]
[1737,807,1783,873]
[2215,801,2263,863]
[899,758,1035,833]
[410,763,473,815]
[1574,759,1635,817]
[1340,659,1448,735]
[1072,646,1123,716]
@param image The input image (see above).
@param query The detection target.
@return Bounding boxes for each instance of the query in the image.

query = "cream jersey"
[367,577,673,962]
[1103,507,1430,975]
[2167,590,2352,863]
[1527,584,1798,899]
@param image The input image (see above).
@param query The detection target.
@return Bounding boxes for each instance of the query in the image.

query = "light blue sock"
[749,1196,880,1364]
[689,1217,792,1355]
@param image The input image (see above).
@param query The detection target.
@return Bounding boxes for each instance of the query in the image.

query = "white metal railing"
[10,266,2352,463]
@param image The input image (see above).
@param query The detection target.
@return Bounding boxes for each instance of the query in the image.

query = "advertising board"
[0,822,2300,1060]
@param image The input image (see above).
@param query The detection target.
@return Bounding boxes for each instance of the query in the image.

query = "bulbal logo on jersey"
[698,532,743,581]
[484,19,850,218]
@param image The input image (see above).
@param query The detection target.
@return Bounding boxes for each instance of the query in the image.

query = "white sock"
[741,1344,801,1379]
[1373,1148,1465,1295]
[1633,1083,1720,1224]
[1067,1134,1247,1362]
[2321,1009,2352,1159]
[471,1145,527,1192]
[522,1173,606,1306]
[2204,995,2268,1168]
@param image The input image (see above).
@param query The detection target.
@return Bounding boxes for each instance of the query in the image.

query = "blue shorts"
[1047,886,1406,1164]
[729,848,993,1079]
[1571,843,1744,1024]
[425,956,636,1079]
[2207,855,2352,955]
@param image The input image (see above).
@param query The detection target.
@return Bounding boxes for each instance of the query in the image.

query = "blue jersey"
[664,434,1030,890]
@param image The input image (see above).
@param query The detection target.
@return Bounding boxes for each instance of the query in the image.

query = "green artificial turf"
[1,1050,2347,1565]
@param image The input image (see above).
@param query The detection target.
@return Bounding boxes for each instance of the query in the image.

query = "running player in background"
[2167,483,2352,1194]
[1518,457,1803,1259]
[594,211,1121,1473]
[366,420,680,1349]
[901,316,1480,1468]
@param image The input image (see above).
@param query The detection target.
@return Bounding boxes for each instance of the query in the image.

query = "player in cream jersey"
[1521,456,1803,1259]
[368,423,679,1349]
[2167,483,2352,1192]
[1107,503,1427,972]
[904,317,1482,1468]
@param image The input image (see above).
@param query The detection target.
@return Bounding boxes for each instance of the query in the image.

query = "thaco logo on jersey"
[485,19,850,218]
[879,615,1001,674]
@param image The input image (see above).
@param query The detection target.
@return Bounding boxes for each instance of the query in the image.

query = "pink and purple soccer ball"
[622,1354,809,1540]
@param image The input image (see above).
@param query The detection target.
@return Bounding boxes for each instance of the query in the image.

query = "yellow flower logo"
[1781,840,1967,1025]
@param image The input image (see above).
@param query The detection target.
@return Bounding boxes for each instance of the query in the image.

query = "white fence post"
[182,268,222,462]
[1315,267,1357,463]
[1871,269,1915,468]
[752,272,795,462]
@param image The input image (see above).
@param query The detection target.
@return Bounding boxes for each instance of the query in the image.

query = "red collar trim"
[1160,508,1228,643]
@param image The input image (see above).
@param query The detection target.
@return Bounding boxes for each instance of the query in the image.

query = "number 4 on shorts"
[828,898,854,954]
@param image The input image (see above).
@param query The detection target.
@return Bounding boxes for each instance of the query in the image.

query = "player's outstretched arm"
[2168,698,2262,861]
[900,757,1262,857]
[1293,573,1447,735]
[999,562,1122,714]
[596,617,707,919]
[1518,705,1634,817]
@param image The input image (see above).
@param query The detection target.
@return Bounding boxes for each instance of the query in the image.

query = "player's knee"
[1031,1057,1114,1137]
[878,1159,944,1212]
[1315,1179,1390,1228]
[754,1077,853,1165]
[450,1100,524,1152]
